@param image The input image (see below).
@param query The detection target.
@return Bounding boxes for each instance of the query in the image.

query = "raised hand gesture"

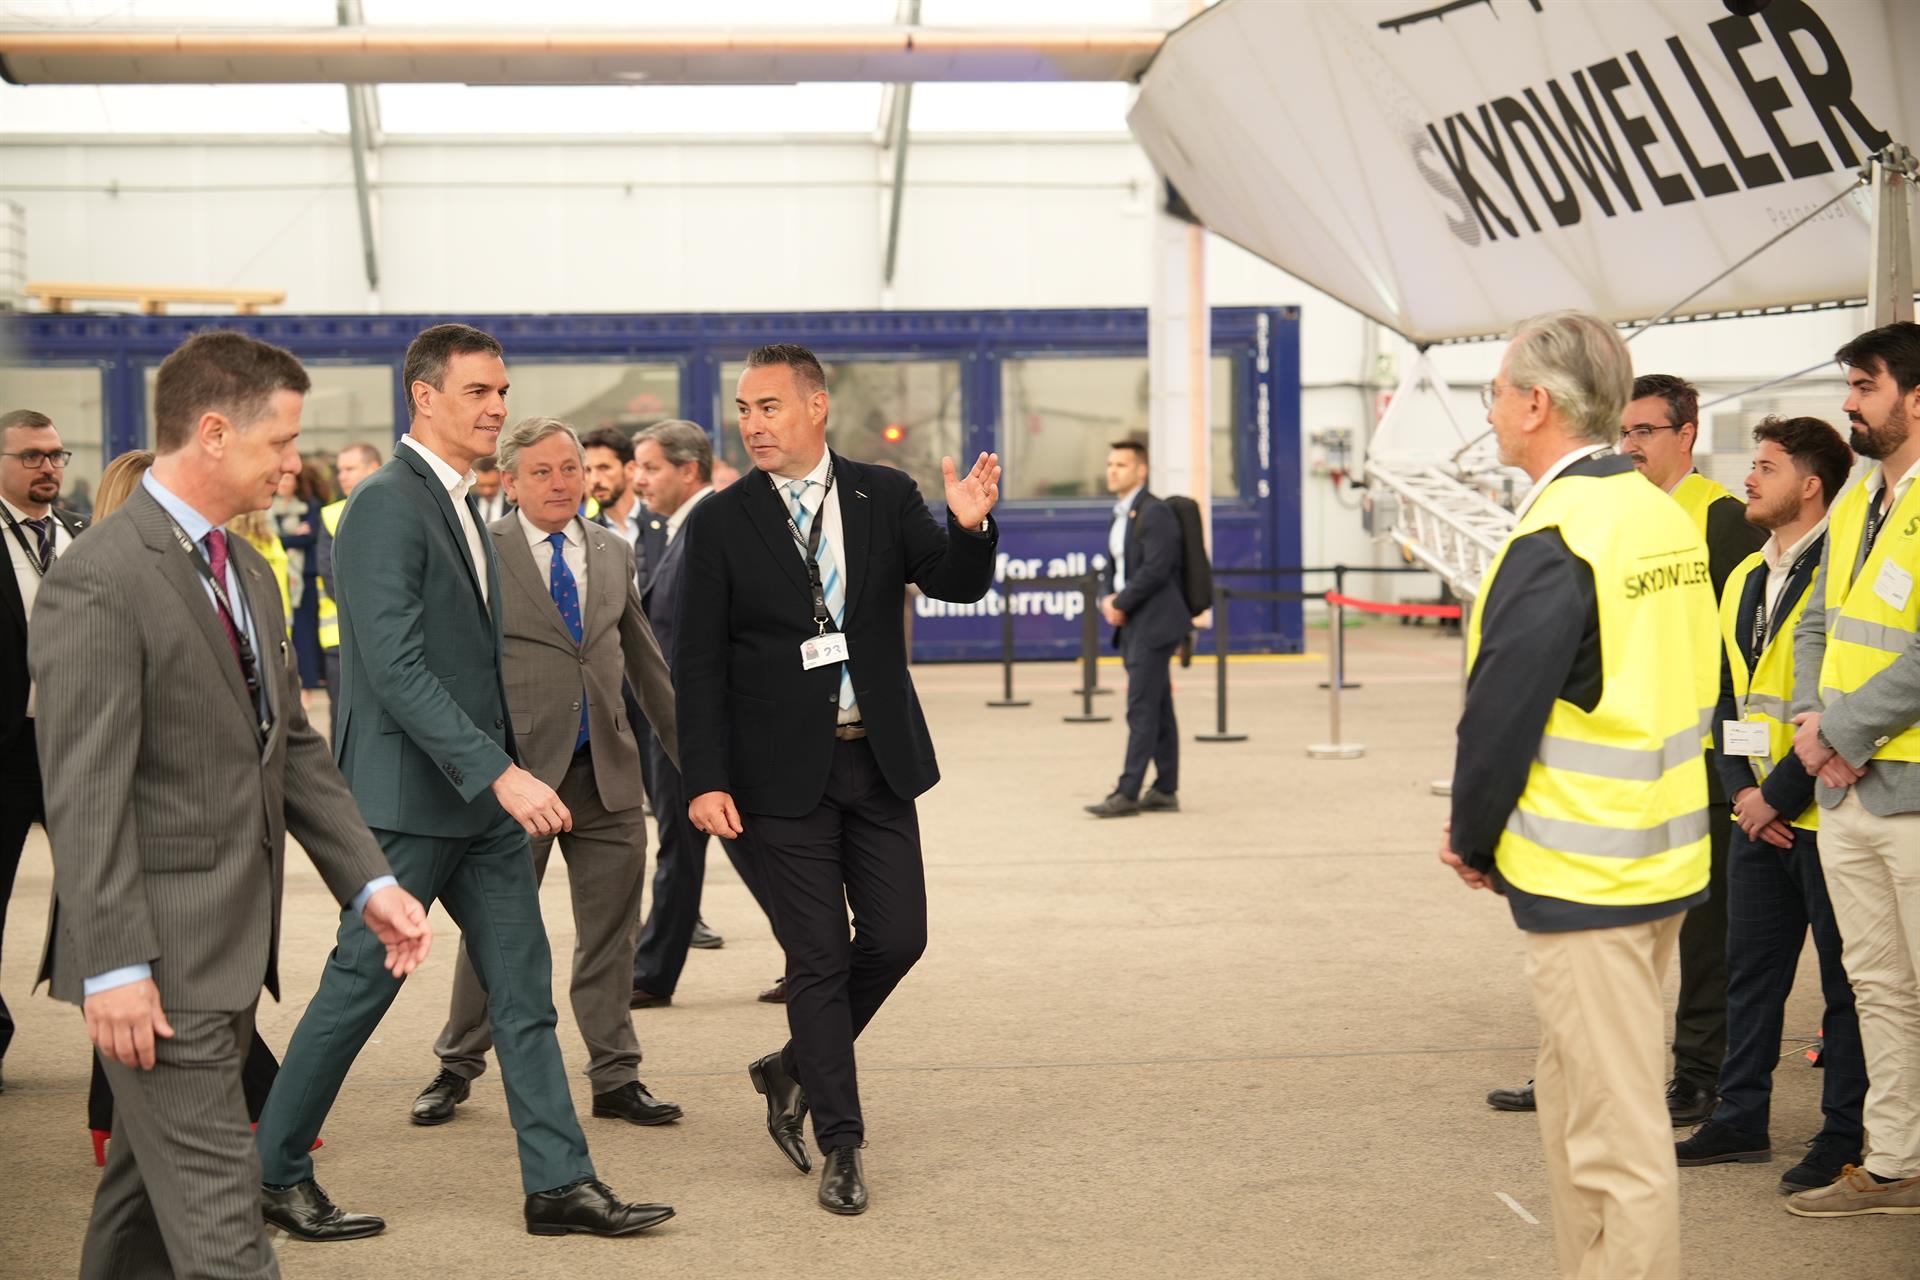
[942,451,1002,531]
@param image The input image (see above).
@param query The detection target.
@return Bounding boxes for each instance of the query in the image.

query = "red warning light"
[882,424,905,443]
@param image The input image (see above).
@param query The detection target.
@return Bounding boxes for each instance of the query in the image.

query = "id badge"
[801,631,851,671]
[1875,558,1914,613]
[1722,719,1770,758]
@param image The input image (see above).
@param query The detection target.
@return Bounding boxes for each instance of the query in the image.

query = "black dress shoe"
[628,988,672,1009]
[818,1145,868,1215]
[758,976,788,1004]
[410,1069,470,1126]
[1780,1137,1861,1193]
[748,1051,811,1173]
[1667,1077,1717,1126]
[1486,1080,1535,1112]
[1084,791,1140,818]
[525,1178,674,1237]
[261,1179,386,1242]
[1139,787,1179,812]
[689,919,724,950]
[1675,1119,1771,1166]
[592,1080,684,1126]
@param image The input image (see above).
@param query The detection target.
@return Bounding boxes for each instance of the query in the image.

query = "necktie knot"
[548,530,567,553]
[204,527,229,577]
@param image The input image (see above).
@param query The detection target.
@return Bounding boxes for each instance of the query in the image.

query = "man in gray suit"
[254,324,674,1240]
[30,330,431,1279]
[417,416,683,1128]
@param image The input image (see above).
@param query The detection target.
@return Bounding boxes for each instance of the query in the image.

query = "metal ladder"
[1362,461,1514,601]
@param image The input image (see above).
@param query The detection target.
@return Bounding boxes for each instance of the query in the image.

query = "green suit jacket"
[333,441,516,836]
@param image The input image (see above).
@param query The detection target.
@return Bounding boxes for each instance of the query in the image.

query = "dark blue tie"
[548,531,589,751]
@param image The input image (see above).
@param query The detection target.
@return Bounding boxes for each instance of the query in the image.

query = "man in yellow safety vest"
[316,442,383,717]
[1442,311,1717,1278]
[1670,414,1864,1199]
[1785,322,1920,1217]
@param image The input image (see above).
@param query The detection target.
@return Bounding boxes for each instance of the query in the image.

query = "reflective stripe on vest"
[1817,469,1920,764]
[1719,547,1820,830]
[317,498,346,651]
[1466,468,1716,908]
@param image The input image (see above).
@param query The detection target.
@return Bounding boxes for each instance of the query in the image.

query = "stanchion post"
[1317,564,1361,691]
[986,585,1030,709]
[1307,594,1365,759]
[1196,584,1248,743]
[1064,572,1112,724]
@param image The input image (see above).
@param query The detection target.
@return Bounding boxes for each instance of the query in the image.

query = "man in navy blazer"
[676,344,1000,1215]
[1086,440,1190,818]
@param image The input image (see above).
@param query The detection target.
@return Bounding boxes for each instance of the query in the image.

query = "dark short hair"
[1631,373,1699,431]
[0,409,53,440]
[472,455,499,474]
[153,331,311,453]
[1109,439,1148,463]
[635,419,714,483]
[745,343,827,396]
[579,425,634,465]
[1752,415,1853,506]
[402,323,503,420]
[1836,322,1920,397]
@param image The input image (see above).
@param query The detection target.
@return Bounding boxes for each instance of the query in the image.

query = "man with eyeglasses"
[1487,372,1765,1126]
[0,409,86,1096]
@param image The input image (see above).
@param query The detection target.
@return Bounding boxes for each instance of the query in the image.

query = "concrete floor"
[0,622,1913,1278]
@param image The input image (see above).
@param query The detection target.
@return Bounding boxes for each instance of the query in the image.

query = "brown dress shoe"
[758,976,788,1004]
[628,988,673,1009]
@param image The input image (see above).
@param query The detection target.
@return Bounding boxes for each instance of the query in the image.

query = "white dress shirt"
[521,510,587,589]
[665,485,712,545]
[401,435,487,606]
[4,493,74,719]
[473,490,510,524]
[1108,484,1142,592]
[604,497,642,548]
[1514,445,1612,521]
[1760,515,1828,641]
[780,452,860,724]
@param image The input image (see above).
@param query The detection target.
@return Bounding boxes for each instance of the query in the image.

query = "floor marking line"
[1495,1192,1539,1225]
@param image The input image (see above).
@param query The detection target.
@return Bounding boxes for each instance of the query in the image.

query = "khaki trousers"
[1525,914,1683,1280]
[1818,789,1920,1178]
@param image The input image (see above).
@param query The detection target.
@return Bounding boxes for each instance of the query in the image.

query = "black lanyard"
[1,507,55,577]
[773,462,837,635]
[165,520,270,739]
[1751,541,1821,666]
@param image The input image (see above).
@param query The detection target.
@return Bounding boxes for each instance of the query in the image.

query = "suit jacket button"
[495,717,505,729]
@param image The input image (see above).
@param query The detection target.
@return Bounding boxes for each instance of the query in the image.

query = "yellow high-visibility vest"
[232,524,292,634]
[1669,469,1742,533]
[1719,547,1820,829]
[317,497,345,651]
[1817,468,1920,763]
[1467,468,1717,907]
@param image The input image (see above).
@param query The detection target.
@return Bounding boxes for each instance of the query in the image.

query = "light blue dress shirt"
[85,476,395,997]
[1108,486,1141,593]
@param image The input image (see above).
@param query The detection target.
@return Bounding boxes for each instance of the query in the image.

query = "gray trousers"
[434,748,648,1095]
[86,1006,279,1280]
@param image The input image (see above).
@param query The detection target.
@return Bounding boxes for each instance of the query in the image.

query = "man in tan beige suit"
[414,415,683,1128]
[32,331,431,1278]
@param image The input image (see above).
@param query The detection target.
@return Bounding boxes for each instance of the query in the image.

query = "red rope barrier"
[1325,591,1462,620]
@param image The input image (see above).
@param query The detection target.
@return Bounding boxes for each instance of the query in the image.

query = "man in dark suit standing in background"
[31,331,430,1278]
[628,419,778,1007]
[254,323,674,1241]
[677,343,999,1216]
[1086,440,1189,818]
[416,415,682,1130]
[0,408,86,1095]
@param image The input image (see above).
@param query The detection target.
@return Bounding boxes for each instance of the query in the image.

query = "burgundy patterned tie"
[201,528,247,669]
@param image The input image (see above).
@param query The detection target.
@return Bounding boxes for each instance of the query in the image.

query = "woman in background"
[91,450,153,519]
[271,462,330,701]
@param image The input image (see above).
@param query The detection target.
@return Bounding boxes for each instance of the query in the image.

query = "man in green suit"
[255,324,674,1241]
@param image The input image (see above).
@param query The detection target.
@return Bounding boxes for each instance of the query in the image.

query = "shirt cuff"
[351,875,399,916]
[84,964,152,997]
[956,515,992,538]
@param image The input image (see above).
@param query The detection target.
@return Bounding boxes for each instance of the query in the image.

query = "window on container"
[0,366,107,515]
[144,362,398,492]
[719,358,963,503]
[999,355,1237,500]
[502,362,684,440]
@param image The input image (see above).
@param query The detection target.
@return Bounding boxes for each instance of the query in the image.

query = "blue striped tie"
[788,481,854,712]
[548,532,590,749]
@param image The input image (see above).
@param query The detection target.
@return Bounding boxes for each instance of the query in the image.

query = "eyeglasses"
[1,449,73,470]
[1619,426,1683,444]
[1480,381,1520,411]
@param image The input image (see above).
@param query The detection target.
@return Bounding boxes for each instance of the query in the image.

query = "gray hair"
[1505,310,1633,445]
[495,415,583,475]
[634,419,714,483]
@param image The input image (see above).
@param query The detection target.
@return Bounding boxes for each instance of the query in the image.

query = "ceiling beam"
[0,27,1162,85]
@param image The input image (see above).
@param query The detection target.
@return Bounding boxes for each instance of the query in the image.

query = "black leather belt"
[833,722,867,741]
